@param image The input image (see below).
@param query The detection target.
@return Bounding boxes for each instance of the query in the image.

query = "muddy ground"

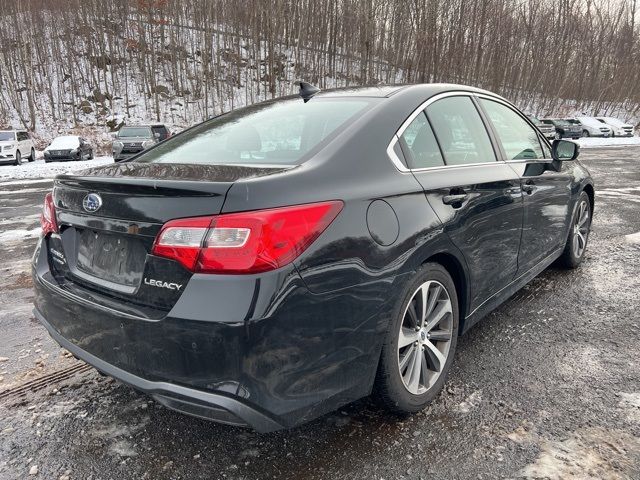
[0,147,639,479]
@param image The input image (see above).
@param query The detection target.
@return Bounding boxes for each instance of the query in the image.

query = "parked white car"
[572,117,612,137]
[0,130,36,165]
[595,117,634,137]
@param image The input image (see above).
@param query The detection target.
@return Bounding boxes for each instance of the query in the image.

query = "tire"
[374,263,459,414]
[559,191,592,269]
[13,150,21,166]
[554,132,561,140]
[28,148,35,162]
[582,130,590,137]
[610,131,615,138]
[88,149,94,160]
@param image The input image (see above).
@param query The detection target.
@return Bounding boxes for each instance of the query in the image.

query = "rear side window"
[479,99,543,160]
[136,98,373,166]
[426,96,496,166]
[399,112,445,169]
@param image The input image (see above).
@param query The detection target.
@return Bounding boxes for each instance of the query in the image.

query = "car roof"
[315,83,506,99]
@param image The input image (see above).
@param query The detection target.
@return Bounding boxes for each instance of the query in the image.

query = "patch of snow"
[0,178,53,187]
[624,232,640,244]
[0,227,41,242]
[0,188,48,196]
[456,390,483,414]
[0,157,112,181]
[576,137,640,148]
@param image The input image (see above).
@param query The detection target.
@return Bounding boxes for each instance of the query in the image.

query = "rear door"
[476,96,572,275]
[399,94,523,313]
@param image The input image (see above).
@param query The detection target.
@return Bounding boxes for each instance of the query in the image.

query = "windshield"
[554,120,571,126]
[0,132,15,141]
[135,98,374,166]
[118,127,152,138]
[49,136,79,149]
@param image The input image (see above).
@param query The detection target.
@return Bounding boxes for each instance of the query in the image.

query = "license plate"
[76,230,146,287]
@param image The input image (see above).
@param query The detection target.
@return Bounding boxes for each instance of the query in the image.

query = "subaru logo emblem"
[82,193,102,213]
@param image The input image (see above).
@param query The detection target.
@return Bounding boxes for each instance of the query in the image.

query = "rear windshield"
[135,98,374,166]
[118,127,152,138]
[0,132,15,141]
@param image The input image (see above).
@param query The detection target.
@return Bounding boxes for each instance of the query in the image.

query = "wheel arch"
[582,182,595,212]
[422,252,469,335]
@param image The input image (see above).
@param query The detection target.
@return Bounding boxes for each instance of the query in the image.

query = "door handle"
[442,193,468,206]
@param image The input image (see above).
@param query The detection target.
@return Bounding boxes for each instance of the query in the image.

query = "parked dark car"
[44,136,94,163]
[33,84,594,432]
[151,124,171,141]
[526,114,556,140]
[540,118,582,140]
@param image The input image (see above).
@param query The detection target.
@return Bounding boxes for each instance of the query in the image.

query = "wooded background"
[0,0,639,137]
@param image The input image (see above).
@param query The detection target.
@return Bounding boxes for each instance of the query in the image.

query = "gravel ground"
[0,148,638,480]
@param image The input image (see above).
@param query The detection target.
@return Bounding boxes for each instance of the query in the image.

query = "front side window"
[399,112,445,169]
[136,98,373,166]
[479,99,543,160]
[426,96,496,166]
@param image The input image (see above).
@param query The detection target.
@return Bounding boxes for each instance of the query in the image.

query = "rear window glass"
[135,98,373,166]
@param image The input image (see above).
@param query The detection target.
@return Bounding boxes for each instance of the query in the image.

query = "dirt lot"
[0,148,639,480]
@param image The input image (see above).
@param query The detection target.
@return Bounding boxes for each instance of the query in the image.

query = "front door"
[476,97,573,275]
[399,95,523,313]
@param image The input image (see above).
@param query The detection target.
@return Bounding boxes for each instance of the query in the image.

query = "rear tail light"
[152,201,343,274]
[40,192,59,236]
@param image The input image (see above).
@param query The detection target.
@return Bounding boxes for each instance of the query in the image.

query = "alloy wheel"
[397,280,453,395]
[573,199,590,258]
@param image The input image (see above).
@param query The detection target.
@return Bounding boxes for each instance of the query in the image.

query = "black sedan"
[33,84,594,432]
[43,135,94,162]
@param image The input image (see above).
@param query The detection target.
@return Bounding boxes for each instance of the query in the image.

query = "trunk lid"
[48,162,290,312]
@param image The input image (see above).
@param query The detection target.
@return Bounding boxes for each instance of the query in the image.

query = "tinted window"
[137,98,372,166]
[399,112,445,169]
[480,99,543,160]
[426,96,496,165]
[17,132,28,141]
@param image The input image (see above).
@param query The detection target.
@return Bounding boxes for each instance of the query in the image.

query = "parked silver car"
[112,125,162,162]
[527,115,556,140]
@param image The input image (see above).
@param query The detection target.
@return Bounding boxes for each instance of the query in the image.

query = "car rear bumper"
[33,307,283,431]
[32,236,394,431]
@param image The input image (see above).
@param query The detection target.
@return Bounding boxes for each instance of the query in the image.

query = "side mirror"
[552,139,579,161]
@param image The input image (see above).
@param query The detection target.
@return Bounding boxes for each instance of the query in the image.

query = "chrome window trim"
[387,91,505,173]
